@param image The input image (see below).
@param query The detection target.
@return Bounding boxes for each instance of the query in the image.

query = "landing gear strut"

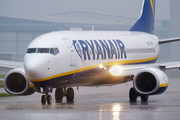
[41,91,52,105]
[55,87,74,103]
[129,87,149,102]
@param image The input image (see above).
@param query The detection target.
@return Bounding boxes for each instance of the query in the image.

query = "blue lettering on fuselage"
[99,40,110,59]
[78,40,90,60]
[94,40,103,60]
[85,40,95,60]
[72,39,127,60]
[108,40,117,59]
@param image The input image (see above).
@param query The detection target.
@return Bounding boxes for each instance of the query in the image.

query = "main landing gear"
[129,87,149,102]
[55,87,74,103]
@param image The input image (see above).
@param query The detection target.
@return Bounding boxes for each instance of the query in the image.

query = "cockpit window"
[37,48,49,53]
[50,48,59,55]
[27,48,36,53]
[54,48,59,55]
[50,48,54,55]
[26,47,59,55]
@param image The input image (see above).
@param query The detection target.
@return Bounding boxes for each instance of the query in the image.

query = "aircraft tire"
[47,95,52,105]
[129,87,137,102]
[41,95,46,105]
[66,88,74,102]
[55,88,64,102]
[141,95,149,102]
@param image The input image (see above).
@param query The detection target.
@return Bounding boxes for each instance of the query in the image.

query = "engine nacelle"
[4,68,35,95]
[133,67,169,95]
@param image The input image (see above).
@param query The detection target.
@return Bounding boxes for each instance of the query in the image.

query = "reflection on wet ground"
[1,79,180,120]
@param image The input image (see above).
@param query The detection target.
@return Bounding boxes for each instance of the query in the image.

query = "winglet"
[130,0,155,34]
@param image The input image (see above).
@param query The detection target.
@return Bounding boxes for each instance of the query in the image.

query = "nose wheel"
[41,92,52,105]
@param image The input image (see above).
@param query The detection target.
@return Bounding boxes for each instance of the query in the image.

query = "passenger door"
[63,38,76,67]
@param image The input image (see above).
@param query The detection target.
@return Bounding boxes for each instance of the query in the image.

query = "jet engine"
[4,68,35,95]
[133,67,169,95]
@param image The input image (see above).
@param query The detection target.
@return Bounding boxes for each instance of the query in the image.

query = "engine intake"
[4,68,35,95]
[133,68,168,95]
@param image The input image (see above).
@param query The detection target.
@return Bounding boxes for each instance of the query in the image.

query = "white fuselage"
[24,31,159,87]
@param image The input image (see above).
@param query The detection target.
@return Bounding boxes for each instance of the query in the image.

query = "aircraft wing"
[127,61,180,70]
[119,61,180,77]
[0,59,179,75]
[159,37,180,44]
[158,61,180,70]
[0,60,24,69]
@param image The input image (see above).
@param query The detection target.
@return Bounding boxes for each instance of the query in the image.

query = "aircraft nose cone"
[24,54,48,80]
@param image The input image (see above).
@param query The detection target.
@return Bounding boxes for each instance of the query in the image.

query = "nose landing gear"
[41,91,52,105]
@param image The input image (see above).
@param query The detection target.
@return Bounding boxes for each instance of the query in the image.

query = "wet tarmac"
[0,78,180,120]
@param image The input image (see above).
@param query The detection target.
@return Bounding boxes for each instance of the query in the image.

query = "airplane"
[2,0,180,105]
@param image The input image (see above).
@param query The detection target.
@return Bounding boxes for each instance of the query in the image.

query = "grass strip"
[0,93,14,97]
[0,80,14,97]
[0,74,5,78]
[0,81,3,87]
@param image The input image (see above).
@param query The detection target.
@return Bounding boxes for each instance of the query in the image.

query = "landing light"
[99,64,104,68]
[109,65,122,76]
[99,64,107,70]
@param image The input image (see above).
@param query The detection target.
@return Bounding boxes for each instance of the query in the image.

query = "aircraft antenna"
[92,25,94,31]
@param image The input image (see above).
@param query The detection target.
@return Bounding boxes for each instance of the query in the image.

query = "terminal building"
[170,0,180,60]
[0,16,170,61]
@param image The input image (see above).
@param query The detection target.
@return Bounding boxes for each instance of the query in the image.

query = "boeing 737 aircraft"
[1,0,180,105]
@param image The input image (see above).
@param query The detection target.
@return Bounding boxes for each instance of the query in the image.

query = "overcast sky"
[0,0,171,21]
